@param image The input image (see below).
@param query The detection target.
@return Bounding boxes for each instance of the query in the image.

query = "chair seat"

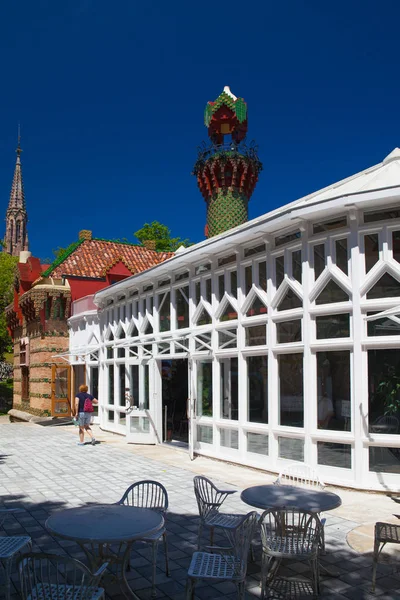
[263,535,315,557]
[188,551,242,582]
[139,525,166,542]
[266,576,315,599]
[27,583,104,600]
[376,522,400,543]
[205,513,244,529]
[0,536,31,559]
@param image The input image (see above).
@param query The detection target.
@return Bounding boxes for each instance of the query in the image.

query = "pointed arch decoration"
[115,324,126,339]
[193,299,212,326]
[315,279,349,305]
[127,318,139,337]
[241,285,268,317]
[366,272,400,300]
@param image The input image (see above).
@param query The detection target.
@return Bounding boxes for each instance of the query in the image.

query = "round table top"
[46,505,164,544]
[241,484,342,512]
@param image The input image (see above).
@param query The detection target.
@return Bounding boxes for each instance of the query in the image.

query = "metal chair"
[193,475,243,549]
[116,480,169,597]
[370,415,399,434]
[259,508,322,599]
[0,508,32,600]
[274,463,326,552]
[372,522,400,592]
[186,511,258,600]
[18,552,108,600]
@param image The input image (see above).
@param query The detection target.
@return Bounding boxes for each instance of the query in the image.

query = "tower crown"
[194,87,262,238]
[3,131,29,256]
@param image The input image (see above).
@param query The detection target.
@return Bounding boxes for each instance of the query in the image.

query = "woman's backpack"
[83,395,94,413]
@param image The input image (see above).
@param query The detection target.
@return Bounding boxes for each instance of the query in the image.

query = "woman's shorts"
[78,412,92,426]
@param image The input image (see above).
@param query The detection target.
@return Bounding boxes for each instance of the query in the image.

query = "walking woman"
[73,384,98,446]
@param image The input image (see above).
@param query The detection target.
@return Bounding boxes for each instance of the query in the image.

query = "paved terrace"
[0,420,399,600]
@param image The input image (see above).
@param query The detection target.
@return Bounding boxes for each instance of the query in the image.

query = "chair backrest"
[118,480,168,514]
[225,511,259,578]
[259,509,321,558]
[276,463,325,489]
[18,552,107,600]
[374,415,399,432]
[193,476,228,520]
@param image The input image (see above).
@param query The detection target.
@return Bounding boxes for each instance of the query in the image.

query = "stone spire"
[4,129,29,256]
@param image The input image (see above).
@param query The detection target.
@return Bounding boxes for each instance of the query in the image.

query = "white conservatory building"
[68,147,400,492]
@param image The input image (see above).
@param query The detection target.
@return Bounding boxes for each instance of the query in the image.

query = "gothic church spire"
[3,129,29,256]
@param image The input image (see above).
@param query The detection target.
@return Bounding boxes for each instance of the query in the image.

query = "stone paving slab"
[0,422,398,599]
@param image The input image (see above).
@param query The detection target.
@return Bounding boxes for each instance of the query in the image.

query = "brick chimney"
[143,240,156,251]
[79,230,92,241]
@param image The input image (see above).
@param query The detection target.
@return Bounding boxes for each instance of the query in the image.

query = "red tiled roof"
[48,239,173,279]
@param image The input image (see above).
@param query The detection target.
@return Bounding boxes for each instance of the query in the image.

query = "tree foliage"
[134,221,192,252]
[0,253,18,358]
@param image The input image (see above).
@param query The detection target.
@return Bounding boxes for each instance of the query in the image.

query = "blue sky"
[0,1,399,260]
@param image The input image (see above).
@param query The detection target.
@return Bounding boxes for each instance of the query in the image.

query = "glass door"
[126,361,156,444]
[51,365,71,416]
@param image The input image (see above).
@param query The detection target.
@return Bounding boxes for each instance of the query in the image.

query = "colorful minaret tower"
[193,86,262,238]
[3,130,29,256]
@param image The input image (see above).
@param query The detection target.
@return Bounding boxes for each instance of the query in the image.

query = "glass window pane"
[279,353,303,427]
[318,442,352,469]
[316,280,349,304]
[278,437,304,461]
[292,250,302,283]
[245,265,252,295]
[259,261,267,292]
[218,275,224,301]
[143,364,150,410]
[220,302,238,321]
[313,217,347,233]
[314,244,325,280]
[159,292,170,332]
[277,288,302,311]
[317,351,351,432]
[247,355,268,424]
[108,365,114,405]
[176,287,189,329]
[130,365,139,408]
[336,239,348,275]
[130,416,150,434]
[368,349,400,434]
[220,358,238,420]
[218,329,237,349]
[247,432,269,455]
[197,308,212,326]
[276,320,302,343]
[144,321,153,335]
[119,365,125,406]
[230,271,237,298]
[117,347,125,358]
[365,233,379,272]
[276,256,285,288]
[220,428,238,449]
[367,313,400,336]
[245,325,266,346]
[369,447,400,474]
[367,273,400,299]
[197,361,213,417]
[316,314,350,339]
[246,295,268,317]
[107,346,113,359]
[195,282,201,306]
[197,424,213,444]
[205,278,212,303]
[393,231,400,264]
[108,410,115,422]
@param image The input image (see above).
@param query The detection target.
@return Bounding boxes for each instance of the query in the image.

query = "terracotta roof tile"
[47,239,173,279]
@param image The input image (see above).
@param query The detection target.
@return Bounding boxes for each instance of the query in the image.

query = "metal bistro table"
[241,484,342,577]
[46,504,164,599]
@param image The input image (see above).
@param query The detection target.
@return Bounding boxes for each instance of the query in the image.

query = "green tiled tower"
[193,87,262,238]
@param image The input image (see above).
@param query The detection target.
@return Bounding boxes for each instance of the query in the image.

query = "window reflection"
[368,349,400,434]
[247,355,268,424]
[197,361,213,417]
[279,353,303,427]
[317,351,351,431]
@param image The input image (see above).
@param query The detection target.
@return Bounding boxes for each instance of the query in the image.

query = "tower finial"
[16,124,22,156]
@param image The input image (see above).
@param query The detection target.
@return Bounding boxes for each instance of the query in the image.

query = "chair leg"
[186,577,195,600]
[151,540,159,597]
[311,557,320,596]
[371,538,381,593]
[197,522,203,550]
[4,558,12,600]
[237,581,245,600]
[163,532,170,577]
[210,526,214,547]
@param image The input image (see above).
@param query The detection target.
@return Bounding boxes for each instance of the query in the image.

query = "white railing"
[71,294,97,316]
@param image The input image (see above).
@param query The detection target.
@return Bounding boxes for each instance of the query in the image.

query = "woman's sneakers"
[76,441,85,446]
[91,438,96,446]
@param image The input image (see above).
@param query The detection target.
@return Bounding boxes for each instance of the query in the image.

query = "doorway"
[161,359,188,444]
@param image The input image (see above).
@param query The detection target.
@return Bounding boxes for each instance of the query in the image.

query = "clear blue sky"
[0,1,399,260]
